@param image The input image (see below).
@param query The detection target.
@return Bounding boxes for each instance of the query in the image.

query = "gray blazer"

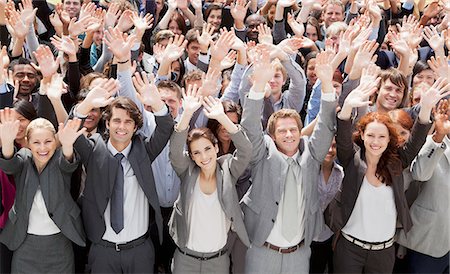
[168,127,252,248]
[0,149,85,250]
[397,136,450,257]
[240,97,336,247]
[74,113,174,244]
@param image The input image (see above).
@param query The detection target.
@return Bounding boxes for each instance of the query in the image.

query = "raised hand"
[105,2,121,27]
[423,25,445,55]
[49,12,63,34]
[220,50,236,70]
[68,16,97,37]
[251,47,275,90]
[18,0,37,27]
[277,0,295,8]
[79,2,96,21]
[0,46,9,84]
[230,0,250,23]
[182,84,202,114]
[153,43,165,64]
[176,0,188,10]
[132,72,164,110]
[287,13,304,37]
[32,45,60,79]
[428,56,450,81]
[5,7,28,39]
[315,50,334,86]
[388,31,410,58]
[349,40,378,80]
[58,118,86,152]
[0,108,20,150]
[199,68,220,96]
[342,77,379,112]
[55,3,70,25]
[230,28,246,51]
[210,28,235,61]
[104,27,137,62]
[433,99,450,140]
[196,23,215,51]
[42,74,66,101]
[131,12,154,34]
[420,78,450,111]
[51,35,78,57]
[203,95,225,120]
[77,78,119,116]
[359,63,381,84]
[190,0,202,10]
[257,24,273,44]
[162,35,188,62]
[116,10,134,32]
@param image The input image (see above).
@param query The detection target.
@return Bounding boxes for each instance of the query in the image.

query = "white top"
[266,152,305,247]
[186,178,229,252]
[342,176,397,242]
[102,141,149,243]
[27,187,61,235]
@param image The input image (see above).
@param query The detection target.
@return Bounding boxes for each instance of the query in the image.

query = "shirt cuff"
[248,89,266,100]
[402,2,414,10]
[153,104,169,116]
[73,105,88,119]
[321,92,336,102]
[198,53,210,64]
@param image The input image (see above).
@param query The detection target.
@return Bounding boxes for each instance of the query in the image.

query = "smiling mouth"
[201,159,211,165]
[38,152,49,157]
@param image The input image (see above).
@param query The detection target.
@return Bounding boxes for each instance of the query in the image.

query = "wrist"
[432,132,445,143]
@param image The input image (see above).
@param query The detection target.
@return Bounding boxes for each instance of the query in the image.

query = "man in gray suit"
[72,79,174,273]
[397,101,450,273]
[241,50,337,273]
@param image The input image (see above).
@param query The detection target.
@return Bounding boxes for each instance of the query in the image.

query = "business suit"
[326,117,431,273]
[168,127,252,273]
[73,113,174,271]
[0,148,85,273]
[241,96,336,273]
[397,135,450,273]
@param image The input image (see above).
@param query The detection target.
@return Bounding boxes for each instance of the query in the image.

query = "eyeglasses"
[14,73,37,80]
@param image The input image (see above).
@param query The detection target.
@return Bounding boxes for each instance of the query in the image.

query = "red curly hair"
[353,112,402,186]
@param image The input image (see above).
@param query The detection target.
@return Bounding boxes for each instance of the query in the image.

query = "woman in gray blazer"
[168,86,252,274]
[0,109,86,274]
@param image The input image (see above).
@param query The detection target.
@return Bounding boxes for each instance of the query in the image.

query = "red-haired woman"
[328,75,449,273]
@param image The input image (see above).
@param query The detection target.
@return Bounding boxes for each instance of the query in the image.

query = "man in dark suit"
[72,79,174,273]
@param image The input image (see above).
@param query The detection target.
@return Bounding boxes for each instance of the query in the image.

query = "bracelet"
[117,59,130,64]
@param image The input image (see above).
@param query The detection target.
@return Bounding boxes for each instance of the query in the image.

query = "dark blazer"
[74,113,174,244]
[241,97,337,247]
[325,117,431,234]
[168,127,252,248]
[0,148,85,250]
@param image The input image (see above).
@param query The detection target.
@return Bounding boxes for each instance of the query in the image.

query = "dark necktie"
[111,153,125,234]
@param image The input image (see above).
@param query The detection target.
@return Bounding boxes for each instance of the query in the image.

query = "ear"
[215,144,219,154]
[105,120,110,130]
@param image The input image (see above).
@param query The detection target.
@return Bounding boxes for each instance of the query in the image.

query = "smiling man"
[9,58,39,103]
[373,68,409,113]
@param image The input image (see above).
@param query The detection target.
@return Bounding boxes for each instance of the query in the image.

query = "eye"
[205,147,211,151]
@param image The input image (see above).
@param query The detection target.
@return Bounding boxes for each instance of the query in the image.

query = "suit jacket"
[168,127,252,248]
[0,148,85,250]
[240,97,337,247]
[74,113,174,244]
[325,117,431,235]
[397,136,450,257]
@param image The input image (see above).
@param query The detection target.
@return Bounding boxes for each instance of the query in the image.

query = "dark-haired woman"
[169,86,251,273]
[329,77,448,273]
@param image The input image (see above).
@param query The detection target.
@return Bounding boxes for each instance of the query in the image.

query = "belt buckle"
[115,243,121,252]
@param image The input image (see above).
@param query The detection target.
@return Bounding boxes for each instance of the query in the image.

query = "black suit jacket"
[74,113,174,244]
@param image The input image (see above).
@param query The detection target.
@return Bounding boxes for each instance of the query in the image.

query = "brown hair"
[169,12,188,35]
[353,112,402,186]
[183,69,204,87]
[306,17,323,41]
[187,127,218,155]
[103,97,143,130]
[267,109,303,136]
[80,72,106,90]
[157,80,182,99]
[204,4,222,22]
[376,68,409,108]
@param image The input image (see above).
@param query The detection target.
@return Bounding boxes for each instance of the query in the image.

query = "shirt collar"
[280,150,300,165]
[107,139,133,158]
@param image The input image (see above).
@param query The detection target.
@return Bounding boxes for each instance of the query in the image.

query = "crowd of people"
[0,0,449,273]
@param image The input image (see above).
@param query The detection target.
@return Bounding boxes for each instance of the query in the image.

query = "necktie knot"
[287,158,295,166]
[115,153,125,161]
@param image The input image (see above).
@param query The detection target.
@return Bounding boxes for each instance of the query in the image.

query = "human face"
[156,0,164,13]
[207,9,222,31]
[159,88,181,118]
[323,4,344,27]
[267,5,276,25]
[323,140,337,164]
[93,29,104,46]
[394,124,410,147]
[332,80,342,96]
[361,121,389,157]
[306,24,319,41]
[187,41,201,65]
[377,79,404,112]
[217,112,239,143]
[84,108,102,132]
[170,61,181,81]
[27,128,57,169]
[168,20,182,35]
[106,107,137,149]
[411,86,424,106]
[269,69,285,94]
[246,17,265,41]
[412,69,435,87]
[15,113,31,141]
[13,65,38,96]
[190,137,218,171]
[63,0,81,18]
[306,58,317,85]
[271,117,301,157]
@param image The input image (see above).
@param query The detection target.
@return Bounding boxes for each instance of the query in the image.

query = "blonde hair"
[26,118,56,140]
[326,22,348,38]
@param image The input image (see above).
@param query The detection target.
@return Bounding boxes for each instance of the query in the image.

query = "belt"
[98,232,149,252]
[341,231,394,251]
[263,240,304,254]
[177,247,228,261]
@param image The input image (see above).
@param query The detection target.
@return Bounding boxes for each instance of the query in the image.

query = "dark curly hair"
[353,112,402,186]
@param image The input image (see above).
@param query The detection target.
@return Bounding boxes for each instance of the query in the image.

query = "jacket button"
[272,219,275,223]
[275,202,279,206]
[49,213,53,218]
[230,217,234,222]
